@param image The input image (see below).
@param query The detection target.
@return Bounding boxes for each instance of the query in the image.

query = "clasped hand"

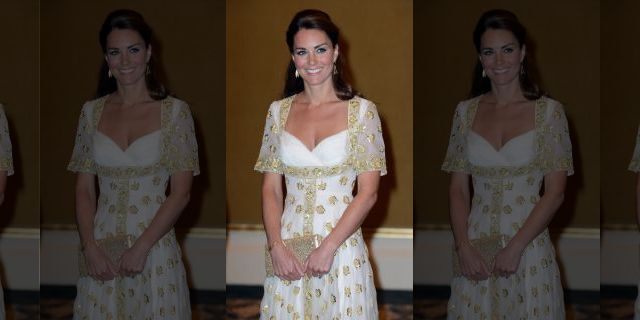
[271,244,335,281]
[457,243,523,281]
[83,243,149,281]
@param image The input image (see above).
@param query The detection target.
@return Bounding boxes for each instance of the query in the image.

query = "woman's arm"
[304,171,379,276]
[262,173,284,248]
[449,172,471,251]
[450,172,491,280]
[262,172,305,281]
[76,172,118,280]
[76,173,97,249]
[118,171,192,275]
[494,170,566,275]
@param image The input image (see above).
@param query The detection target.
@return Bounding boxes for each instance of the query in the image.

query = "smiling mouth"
[119,68,136,74]
[492,68,511,74]
[305,68,322,75]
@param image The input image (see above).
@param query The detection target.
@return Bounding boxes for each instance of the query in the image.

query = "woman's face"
[478,28,525,87]
[105,28,151,87]
[291,28,338,87]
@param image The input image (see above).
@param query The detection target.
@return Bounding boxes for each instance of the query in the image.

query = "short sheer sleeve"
[68,102,96,174]
[254,102,283,174]
[165,100,200,176]
[629,126,640,172]
[539,101,574,176]
[0,106,13,176]
[442,102,470,173]
[353,99,387,176]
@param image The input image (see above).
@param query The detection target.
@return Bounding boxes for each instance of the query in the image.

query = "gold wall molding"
[415,224,600,239]
[228,223,413,239]
[40,224,226,239]
[0,227,39,239]
[601,224,638,231]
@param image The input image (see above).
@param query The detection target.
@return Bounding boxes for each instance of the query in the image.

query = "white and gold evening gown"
[442,96,573,319]
[68,96,198,319]
[255,95,386,319]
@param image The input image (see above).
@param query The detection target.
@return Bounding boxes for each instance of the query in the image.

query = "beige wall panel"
[0,0,39,228]
[601,0,640,227]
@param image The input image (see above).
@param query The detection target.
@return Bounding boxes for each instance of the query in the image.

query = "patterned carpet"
[39,286,225,319]
[413,286,602,320]
[601,286,638,320]
[225,298,413,319]
[412,299,601,319]
[18,286,640,319]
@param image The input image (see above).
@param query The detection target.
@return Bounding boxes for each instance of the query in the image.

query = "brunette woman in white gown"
[255,10,386,319]
[68,10,197,319]
[629,126,640,320]
[442,10,572,319]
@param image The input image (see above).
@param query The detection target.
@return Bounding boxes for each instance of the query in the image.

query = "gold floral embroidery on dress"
[302,180,317,235]
[442,96,574,178]
[255,96,387,178]
[69,96,200,178]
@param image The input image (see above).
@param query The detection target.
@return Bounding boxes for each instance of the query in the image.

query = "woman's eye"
[316,47,327,54]
[108,50,119,56]
[295,50,307,56]
[130,47,140,53]
[504,47,514,53]
[481,50,493,56]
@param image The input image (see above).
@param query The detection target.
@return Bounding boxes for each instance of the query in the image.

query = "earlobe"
[147,44,153,62]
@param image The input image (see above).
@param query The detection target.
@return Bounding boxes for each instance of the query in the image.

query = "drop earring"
[333,63,338,75]
[295,69,300,78]
[481,69,486,78]
[108,69,112,78]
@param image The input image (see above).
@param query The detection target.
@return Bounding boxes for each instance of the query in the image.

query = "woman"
[67,10,198,319]
[442,9,572,319]
[629,127,640,320]
[0,105,12,319]
[254,9,386,319]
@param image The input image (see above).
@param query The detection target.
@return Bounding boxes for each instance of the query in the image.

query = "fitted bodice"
[280,125,354,238]
[468,130,535,167]
[94,130,161,167]
[68,96,200,239]
[281,130,347,167]
[442,96,573,239]
[255,96,387,240]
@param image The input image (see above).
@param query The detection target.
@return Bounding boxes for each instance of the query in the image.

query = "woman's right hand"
[270,243,305,281]
[456,243,491,281]
[83,242,119,281]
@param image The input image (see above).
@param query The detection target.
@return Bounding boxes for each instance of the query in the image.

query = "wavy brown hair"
[283,9,357,100]
[97,9,167,100]
[470,9,543,100]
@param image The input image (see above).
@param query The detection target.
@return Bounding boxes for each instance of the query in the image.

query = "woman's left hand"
[492,244,524,277]
[304,244,336,277]
[118,243,150,277]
